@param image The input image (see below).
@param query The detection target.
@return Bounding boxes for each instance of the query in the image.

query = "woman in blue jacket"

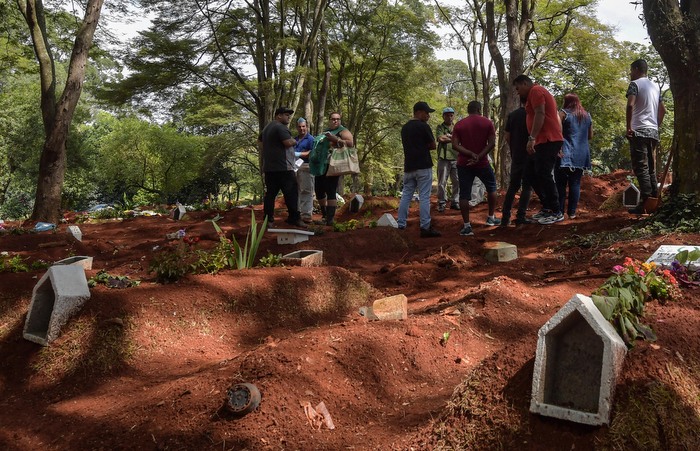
[556,93,592,219]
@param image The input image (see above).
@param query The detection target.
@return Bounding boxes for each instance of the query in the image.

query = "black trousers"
[629,136,658,199]
[533,141,563,214]
[264,171,300,223]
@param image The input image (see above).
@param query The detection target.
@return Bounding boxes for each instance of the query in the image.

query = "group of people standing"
[260,59,663,234]
[259,108,353,228]
[399,58,664,237]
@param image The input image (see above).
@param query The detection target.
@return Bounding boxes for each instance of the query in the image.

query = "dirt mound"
[2,172,700,450]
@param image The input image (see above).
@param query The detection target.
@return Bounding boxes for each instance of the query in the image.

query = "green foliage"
[333,219,360,232]
[638,194,700,234]
[592,258,679,346]
[149,242,194,283]
[0,252,49,272]
[88,270,140,289]
[211,211,268,270]
[258,252,284,268]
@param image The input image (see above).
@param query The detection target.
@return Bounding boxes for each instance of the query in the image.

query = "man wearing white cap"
[435,107,460,212]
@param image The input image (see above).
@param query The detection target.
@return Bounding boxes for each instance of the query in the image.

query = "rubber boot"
[325,206,336,226]
[313,204,328,225]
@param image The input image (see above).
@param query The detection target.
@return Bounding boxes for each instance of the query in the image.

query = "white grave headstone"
[67,225,82,241]
[622,184,640,208]
[377,213,398,228]
[349,194,364,213]
[171,203,187,220]
[646,245,700,269]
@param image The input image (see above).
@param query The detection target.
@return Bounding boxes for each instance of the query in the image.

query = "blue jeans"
[398,167,433,229]
[555,165,583,216]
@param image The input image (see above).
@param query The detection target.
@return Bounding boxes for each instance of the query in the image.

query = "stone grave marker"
[622,184,640,208]
[349,194,364,213]
[646,244,700,269]
[530,294,627,426]
[377,213,398,228]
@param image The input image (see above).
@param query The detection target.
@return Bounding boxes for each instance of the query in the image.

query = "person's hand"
[526,140,535,155]
[626,129,634,139]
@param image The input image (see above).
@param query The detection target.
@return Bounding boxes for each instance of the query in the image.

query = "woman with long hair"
[556,93,592,219]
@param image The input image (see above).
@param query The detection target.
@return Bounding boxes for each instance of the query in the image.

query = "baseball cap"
[274,106,294,116]
[413,101,436,113]
[442,107,455,114]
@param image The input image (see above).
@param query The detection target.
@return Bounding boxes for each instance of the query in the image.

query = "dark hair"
[562,93,587,123]
[513,74,532,85]
[467,101,481,114]
[329,111,342,119]
[631,59,648,74]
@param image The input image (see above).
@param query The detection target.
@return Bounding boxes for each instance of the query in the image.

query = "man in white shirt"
[626,59,666,214]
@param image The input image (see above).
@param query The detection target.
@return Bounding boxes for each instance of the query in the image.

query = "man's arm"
[477,133,496,160]
[626,95,636,137]
[451,134,477,159]
[658,99,666,126]
[282,137,296,148]
[526,104,545,154]
[436,124,451,143]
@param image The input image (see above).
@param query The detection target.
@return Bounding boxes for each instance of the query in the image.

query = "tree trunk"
[643,0,700,195]
[19,0,105,223]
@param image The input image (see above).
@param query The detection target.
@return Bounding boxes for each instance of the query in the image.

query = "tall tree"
[17,0,105,223]
[642,0,700,195]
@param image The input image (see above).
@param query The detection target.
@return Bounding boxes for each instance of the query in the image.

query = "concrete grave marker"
[646,245,700,269]
[483,242,517,262]
[349,194,364,213]
[171,203,187,220]
[267,228,314,245]
[377,213,398,228]
[622,184,640,208]
[281,250,323,267]
[23,265,91,346]
[371,294,408,320]
[67,225,82,241]
[531,294,627,426]
[53,255,93,271]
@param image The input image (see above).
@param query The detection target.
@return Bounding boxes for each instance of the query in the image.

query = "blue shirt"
[295,133,315,162]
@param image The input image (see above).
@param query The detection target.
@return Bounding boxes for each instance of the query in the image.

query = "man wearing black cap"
[261,107,305,227]
[397,101,441,238]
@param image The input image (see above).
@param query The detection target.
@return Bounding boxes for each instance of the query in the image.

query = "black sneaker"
[437,204,445,212]
[450,203,461,210]
[628,205,645,215]
[514,217,536,225]
[499,218,511,227]
[420,227,441,238]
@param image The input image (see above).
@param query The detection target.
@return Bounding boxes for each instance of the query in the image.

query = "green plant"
[210,210,267,269]
[333,219,360,232]
[148,241,195,282]
[258,252,283,267]
[0,254,29,272]
[440,331,451,346]
[0,253,48,272]
[88,269,141,288]
[670,248,700,287]
[592,258,679,346]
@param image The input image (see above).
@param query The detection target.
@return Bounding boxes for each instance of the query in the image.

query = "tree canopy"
[0,0,696,221]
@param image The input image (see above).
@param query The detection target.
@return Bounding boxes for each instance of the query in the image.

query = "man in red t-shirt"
[513,75,564,225]
[451,101,500,236]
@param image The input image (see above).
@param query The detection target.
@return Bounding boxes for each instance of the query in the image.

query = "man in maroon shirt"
[451,101,500,236]
[513,75,564,225]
